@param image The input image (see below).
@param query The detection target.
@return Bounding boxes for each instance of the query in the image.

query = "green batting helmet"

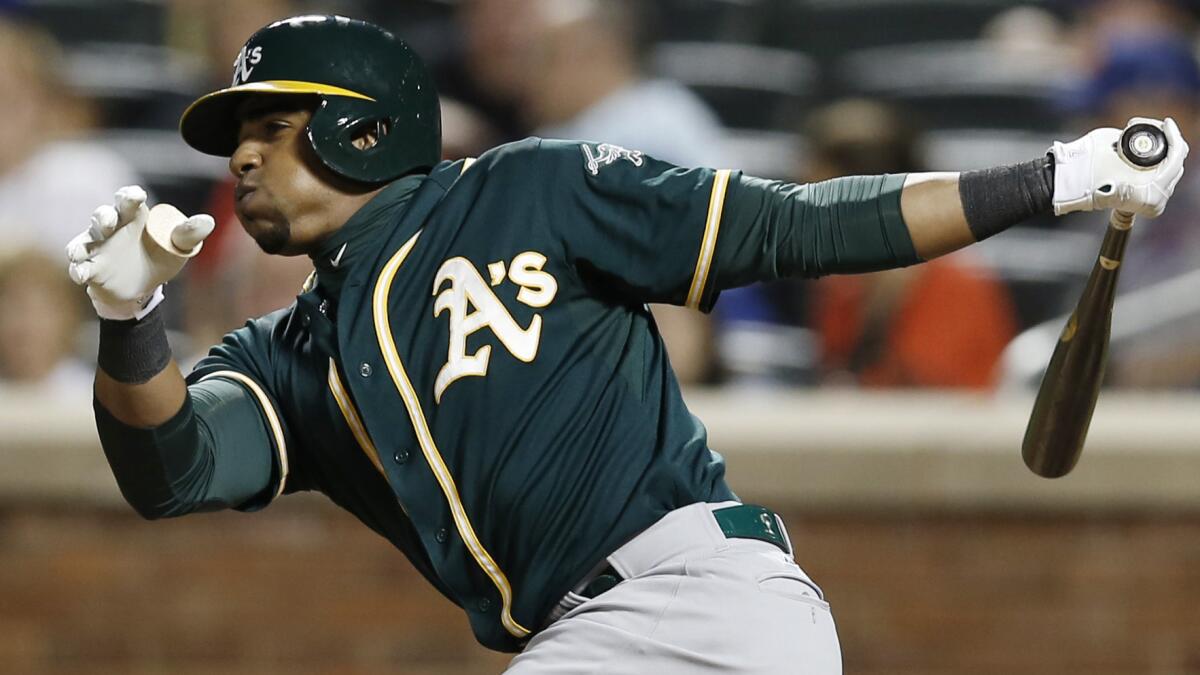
[180,15,441,184]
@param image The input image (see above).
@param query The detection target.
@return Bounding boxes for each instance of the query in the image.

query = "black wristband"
[958,156,1055,242]
[98,305,172,384]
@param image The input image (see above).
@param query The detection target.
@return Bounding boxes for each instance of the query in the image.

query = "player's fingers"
[65,232,95,263]
[1162,118,1189,165]
[171,214,216,252]
[89,205,119,240]
[1163,117,1183,146]
[68,260,94,286]
[114,185,148,227]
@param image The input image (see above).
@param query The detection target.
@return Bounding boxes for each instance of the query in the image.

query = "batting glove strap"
[1050,137,1099,216]
[89,284,165,322]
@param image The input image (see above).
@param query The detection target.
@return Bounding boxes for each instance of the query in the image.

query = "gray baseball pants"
[505,501,843,674]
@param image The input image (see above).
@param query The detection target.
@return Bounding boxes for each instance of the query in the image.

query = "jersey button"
[359,362,372,378]
[477,598,492,612]
[435,528,449,543]
[393,449,410,464]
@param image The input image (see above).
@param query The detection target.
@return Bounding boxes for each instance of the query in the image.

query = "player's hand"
[1050,117,1189,218]
[66,186,215,321]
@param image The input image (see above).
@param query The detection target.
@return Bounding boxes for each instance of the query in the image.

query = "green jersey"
[99,137,914,652]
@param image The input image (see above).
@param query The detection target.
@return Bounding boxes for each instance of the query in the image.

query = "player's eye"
[265,119,291,136]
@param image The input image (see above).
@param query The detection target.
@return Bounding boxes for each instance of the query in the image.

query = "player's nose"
[229,142,263,178]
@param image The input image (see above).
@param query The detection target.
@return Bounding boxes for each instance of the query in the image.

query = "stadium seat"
[24,0,167,46]
[61,42,204,129]
[790,0,1033,62]
[649,0,778,44]
[836,41,1073,131]
[650,41,818,130]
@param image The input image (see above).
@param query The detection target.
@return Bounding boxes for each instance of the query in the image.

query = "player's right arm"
[68,187,285,518]
[529,120,1186,310]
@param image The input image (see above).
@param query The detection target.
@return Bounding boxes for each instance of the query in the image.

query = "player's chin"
[236,211,292,255]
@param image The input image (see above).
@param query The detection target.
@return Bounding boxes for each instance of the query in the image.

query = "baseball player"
[67,15,1186,674]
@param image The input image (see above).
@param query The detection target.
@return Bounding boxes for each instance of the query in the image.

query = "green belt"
[582,504,790,598]
[713,503,791,554]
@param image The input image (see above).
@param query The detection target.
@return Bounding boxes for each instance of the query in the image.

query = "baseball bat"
[1022,122,1169,478]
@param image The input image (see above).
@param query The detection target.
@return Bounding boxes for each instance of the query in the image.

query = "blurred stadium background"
[1,0,1200,673]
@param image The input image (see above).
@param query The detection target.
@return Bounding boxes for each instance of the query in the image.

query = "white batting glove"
[1050,117,1189,218]
[66,186,215,321]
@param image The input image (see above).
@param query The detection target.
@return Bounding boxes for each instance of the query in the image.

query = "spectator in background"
[457,0,533,141]
[1062,36,1200,387]
[805,100,1019,389]
[0,16,142,258]
[517,0,727,167]
[507,0,729,383]
[0,249,90,394]
[1063,0,1196,68]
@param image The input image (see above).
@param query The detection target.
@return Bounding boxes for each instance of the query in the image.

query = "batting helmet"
[179,15,441,184]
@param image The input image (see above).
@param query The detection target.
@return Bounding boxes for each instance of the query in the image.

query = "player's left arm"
[534,119,1186,310]
[719,117,1188,286]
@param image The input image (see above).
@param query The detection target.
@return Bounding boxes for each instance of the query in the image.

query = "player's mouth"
[235,182,258,204]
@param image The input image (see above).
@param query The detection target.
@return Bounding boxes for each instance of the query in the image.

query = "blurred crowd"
[3,0,1200,397]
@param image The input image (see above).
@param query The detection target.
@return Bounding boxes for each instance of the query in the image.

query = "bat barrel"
[1021,215,1132,477]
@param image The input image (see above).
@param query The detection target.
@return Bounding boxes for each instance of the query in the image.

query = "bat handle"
[1110,210,1135,230]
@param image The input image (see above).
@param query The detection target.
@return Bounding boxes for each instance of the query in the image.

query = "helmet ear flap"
[307,97,391,183]
[307,96,436,184]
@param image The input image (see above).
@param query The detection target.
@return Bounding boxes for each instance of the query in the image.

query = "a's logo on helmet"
[231,45,264,85]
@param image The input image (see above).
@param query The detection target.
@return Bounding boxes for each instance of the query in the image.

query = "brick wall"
[1,497,1197,674]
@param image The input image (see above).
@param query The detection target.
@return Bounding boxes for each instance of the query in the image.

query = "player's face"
[229,98,356,255]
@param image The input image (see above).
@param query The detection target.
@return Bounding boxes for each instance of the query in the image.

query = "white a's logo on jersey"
[581,143,644,175]
[231,45,264,85]
[432,252,559,402]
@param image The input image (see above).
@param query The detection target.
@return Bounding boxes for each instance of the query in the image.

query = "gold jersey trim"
[686,169,732,309]
[199,370,289,500]
[372,231,532,639]
[460,157,477,175]
[327,359,385,476]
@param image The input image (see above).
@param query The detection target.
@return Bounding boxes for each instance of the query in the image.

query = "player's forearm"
[715,157,1054,286]
[94,375,277,520]
[901,157,1055,259]
[93,307,187,427]
[899,172,971,259]
[91,307,272,516]
[95,366,187,427]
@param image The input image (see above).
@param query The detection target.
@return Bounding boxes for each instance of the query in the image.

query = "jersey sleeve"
[534,138,737,312]
[185,313,298,509]
[528,139,918,312]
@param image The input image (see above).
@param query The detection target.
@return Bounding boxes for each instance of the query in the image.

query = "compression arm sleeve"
[94,377,278,519]
[712,173,919,291]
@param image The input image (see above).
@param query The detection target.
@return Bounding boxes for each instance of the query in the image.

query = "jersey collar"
[311,174,425,300]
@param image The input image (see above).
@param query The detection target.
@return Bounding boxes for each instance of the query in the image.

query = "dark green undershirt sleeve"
[710,173,919,293]
[94,378,277,520]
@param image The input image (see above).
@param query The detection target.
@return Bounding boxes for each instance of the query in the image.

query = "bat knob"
[1119,123,1169,168]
